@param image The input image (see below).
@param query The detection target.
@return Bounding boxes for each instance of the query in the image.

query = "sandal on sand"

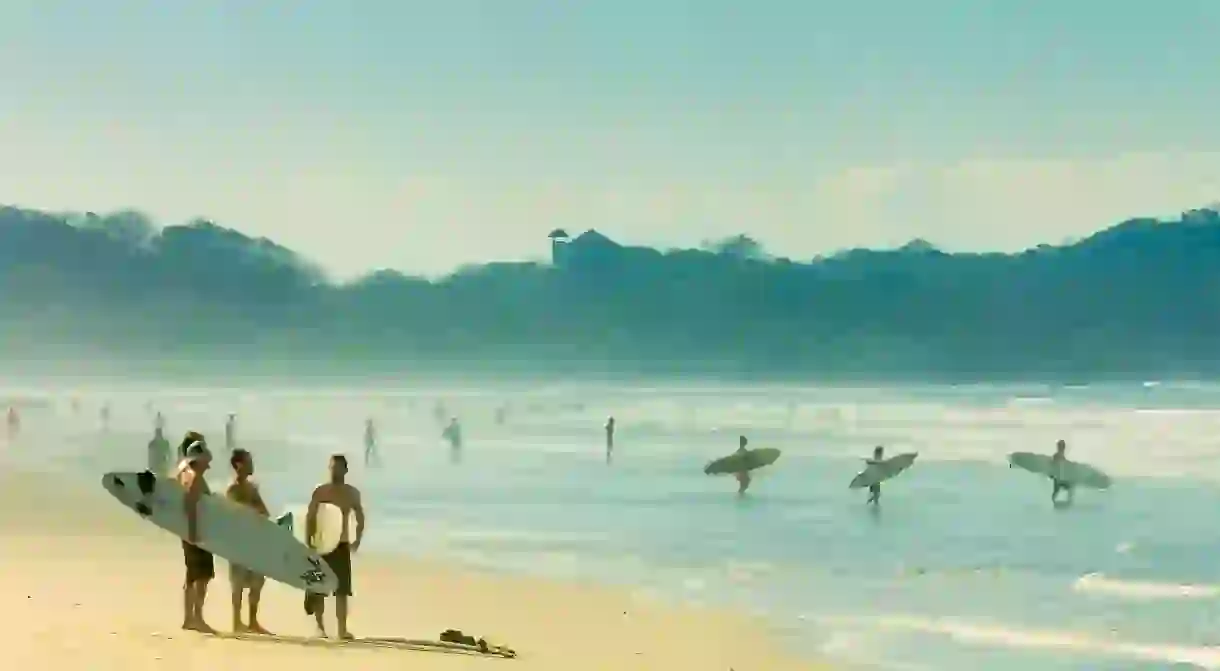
[438,629,516,658]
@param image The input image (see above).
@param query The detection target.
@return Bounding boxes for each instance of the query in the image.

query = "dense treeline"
[2,204,1219,380]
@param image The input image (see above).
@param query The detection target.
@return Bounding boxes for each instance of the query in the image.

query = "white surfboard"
[102,470,338,594]
[849,452,918,489]
[1008,452,1112,489]
[290,503,355,554]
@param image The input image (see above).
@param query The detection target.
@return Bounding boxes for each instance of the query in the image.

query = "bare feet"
[246,622,273,636]
[314,624,328,638]
[184,620,217,634]
[339,631,355,641]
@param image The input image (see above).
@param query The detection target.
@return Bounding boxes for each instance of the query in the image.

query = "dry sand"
[0,468,827,670]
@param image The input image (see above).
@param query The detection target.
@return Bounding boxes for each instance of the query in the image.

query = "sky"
[2,0,1219,279]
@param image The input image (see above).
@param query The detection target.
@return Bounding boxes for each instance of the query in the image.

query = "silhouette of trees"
[2,203,1219,379]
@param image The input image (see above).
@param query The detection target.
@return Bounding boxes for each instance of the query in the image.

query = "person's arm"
[352,488,366,552]
[184,473,203,544]
[305,487,321,549]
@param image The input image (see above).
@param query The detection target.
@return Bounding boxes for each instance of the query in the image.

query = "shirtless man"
[305,454,365,639]
[176,433,215,633]
[225,449,271,634]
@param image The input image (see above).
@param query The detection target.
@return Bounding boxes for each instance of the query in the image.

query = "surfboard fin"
[136,470,156,496]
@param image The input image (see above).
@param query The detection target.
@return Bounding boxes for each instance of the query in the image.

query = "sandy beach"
[0,467,823,671]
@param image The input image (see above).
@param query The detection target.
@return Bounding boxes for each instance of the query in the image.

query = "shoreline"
[1,467,828,670]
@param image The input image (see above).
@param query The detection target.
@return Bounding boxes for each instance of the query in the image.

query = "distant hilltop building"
[547,228,569,266]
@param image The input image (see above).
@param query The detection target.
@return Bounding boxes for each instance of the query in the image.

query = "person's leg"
[248,575,269,633]
[229,565,248,631]
[337,595,350,639]
[190,551,215,632]
[182,542,197,628]
[312,595,327,636]
[334,544,354,639]
[182,577,195,628]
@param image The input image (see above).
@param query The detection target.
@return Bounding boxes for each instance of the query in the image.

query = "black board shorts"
[182,540,215,582]
[322,542,353,597]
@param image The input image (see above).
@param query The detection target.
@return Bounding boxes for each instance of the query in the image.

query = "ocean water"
[6,380,1220,670]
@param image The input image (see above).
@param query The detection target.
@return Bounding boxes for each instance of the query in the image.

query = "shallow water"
[6,380,1220,670]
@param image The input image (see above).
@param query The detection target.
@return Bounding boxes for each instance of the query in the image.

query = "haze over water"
[6,379,1220,670]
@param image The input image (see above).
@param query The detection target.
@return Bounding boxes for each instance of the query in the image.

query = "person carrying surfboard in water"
[225,448,273,634]
[1051,439,1074,505]
[866,446,885,505]
[305,454,365,640]
[175,432,216,634]
[734,435,752,495]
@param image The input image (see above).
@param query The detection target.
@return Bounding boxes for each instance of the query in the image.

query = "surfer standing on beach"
[226,448,272,634]
[176,433,216,633]
[305,454,365,640]
[734,435,752,495]
[1050,439,1074,505]
[866,445,885,505]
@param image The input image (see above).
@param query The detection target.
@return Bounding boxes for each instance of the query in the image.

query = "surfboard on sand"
[850,452,918,489]
[1008,452,1112,489]
[290,503,355,554]
[102,471,338,594]
[704,447,781,475]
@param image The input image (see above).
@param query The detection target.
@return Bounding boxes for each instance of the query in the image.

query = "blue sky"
[2,0,1218,277]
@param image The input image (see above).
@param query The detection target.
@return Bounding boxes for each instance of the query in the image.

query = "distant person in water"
[100,402,111,432]
[442,417,463,462]
[494,404,507,426]
[155,411,166,433]
[176,435,215,633]
[225,414,237,451]
[1051,439,1073,505]
[604,416,615,463]
[363,418,378,466]
[433,401,447,426]
[865,445,885,505]
[734,435,752,495]
[226,448,272,634]
[5,406,19,440]
[148,426,171,475]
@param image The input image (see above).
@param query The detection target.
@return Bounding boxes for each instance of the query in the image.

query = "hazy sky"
[3,1,1219,278]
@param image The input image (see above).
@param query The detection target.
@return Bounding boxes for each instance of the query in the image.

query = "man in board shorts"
[305,454,365,639]
[176,432,215,633]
